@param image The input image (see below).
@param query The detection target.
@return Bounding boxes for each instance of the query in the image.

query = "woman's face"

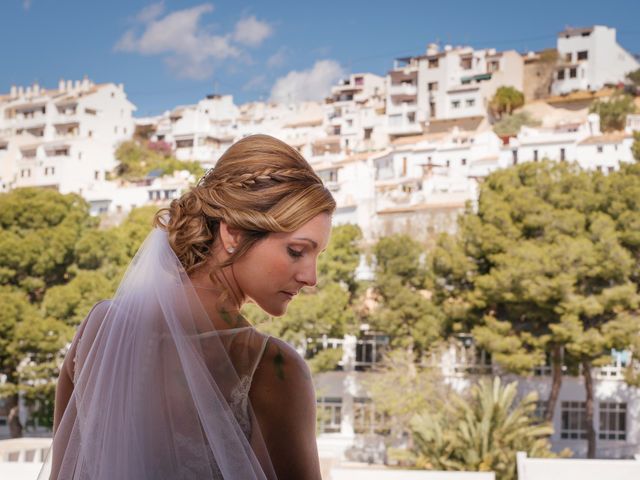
[233,212,332,316]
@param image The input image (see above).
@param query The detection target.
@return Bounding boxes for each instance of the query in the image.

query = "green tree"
[317,223,362,295]
[370,235,442,354]
[431,161,640,457]
[631,131,640,163]
[493,112,541,137]
[489,87,525,120]
[411,377,558,480]
[627,68,640,87]
[113,140,203,180]
[365,349,447,443]
[0,189,158,435]
[0,188,96,300]
[589,92,636,132]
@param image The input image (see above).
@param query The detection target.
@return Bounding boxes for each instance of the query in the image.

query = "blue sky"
[3,0,639,116]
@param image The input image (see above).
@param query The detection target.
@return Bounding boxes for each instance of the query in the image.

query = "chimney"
[66,80,73,91]
[26,86,32,97]
[10,85,17,97]
[81,76,90,91]
[444,44,452,52]
[18,86,24,96]
[59,79,65,91]
[33,83,40,95]
[74,80,81,90]
[426,43,439,56]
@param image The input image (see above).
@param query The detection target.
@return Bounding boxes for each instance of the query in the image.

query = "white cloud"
[232,15,273,47]
[115,4,272,80]
[267,47,288,69]
[136,1,165,23]
[270,60,345,103]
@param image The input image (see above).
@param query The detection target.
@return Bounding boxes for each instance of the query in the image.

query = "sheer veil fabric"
[38,227,277,479]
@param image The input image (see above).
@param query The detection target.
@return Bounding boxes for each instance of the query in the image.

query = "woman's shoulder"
[251,336,314,407]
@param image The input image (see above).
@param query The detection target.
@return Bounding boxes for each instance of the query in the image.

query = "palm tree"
[411,377,556,480]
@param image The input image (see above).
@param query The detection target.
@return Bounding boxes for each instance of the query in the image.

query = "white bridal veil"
[38,227,277,479]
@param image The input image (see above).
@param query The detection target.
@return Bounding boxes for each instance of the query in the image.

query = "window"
[354,76,364,86]
[577,51,588,60]
[599,402,626,440]
[608,166,615,173]
[461,158,467,166]
[317,397,342,433]
[512,149,518,165]
[565,53,572,62]
[446,159,451,168]
[354,398,390,434]
[428,82,438,92]
[460,56,472,70]
[114,126,118,134]
[557,69,565,80]
[429,102,436,118]
[428,58,439,68]
[364,128,372,140]
[94,170,100,180]
[569,68,577,78]
[561,401,587,439]
[466,99,475,107]
[487,60,499,73]
[534,401,549,421]
[533,150,538,162]
[451,100,461,109]
[597,145,604,153]
[88,130,93,138]
[560,148,566,161]
[85,108,97,115]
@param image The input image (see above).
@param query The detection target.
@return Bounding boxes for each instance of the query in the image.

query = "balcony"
[389,83,417,98]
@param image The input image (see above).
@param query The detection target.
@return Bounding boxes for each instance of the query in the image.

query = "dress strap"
[248,335,271,381]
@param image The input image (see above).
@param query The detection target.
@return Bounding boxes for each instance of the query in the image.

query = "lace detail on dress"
[229,374,253,436]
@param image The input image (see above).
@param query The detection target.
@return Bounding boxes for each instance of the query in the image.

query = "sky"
[3,0,639,117]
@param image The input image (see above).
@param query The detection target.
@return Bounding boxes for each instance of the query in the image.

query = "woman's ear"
[218,221,242,252]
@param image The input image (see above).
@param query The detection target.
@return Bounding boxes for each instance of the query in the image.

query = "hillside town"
[1,23,640,479]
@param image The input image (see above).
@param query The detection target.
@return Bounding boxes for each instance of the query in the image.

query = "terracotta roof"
[545,88,614,105]
[578,132,631,145]
[391,132,446,147]
[377,201,466,214]
[283,118,323,128]
[426,116,484,134]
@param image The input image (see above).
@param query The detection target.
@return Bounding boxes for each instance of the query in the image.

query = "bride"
[42,134,335,479]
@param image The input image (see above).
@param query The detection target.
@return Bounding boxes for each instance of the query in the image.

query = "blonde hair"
[155,134,336,274]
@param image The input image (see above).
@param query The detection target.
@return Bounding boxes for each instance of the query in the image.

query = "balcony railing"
[389,83,417,97]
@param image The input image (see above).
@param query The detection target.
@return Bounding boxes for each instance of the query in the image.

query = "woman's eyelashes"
[287,247,304,259]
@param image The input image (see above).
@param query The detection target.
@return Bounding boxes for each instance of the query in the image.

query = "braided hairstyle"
[154,134,336,274]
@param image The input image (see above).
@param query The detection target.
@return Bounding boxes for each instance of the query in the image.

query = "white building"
[552,26,640,95]
[325,73,387,153]
[386,44,523,136]
[0,78,135,194]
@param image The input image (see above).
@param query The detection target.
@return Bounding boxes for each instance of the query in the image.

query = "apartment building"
[552,26,640,95]
[0,78,135,194]
[151,94,238,166]
[386,44,523,136]
[314,335,640,461]
[325,73,387,153]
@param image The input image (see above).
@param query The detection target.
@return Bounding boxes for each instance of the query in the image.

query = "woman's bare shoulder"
[250,336,320,479]
[253,336,313,395]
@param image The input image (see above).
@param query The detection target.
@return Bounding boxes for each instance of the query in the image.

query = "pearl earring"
[227,246,235,254]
